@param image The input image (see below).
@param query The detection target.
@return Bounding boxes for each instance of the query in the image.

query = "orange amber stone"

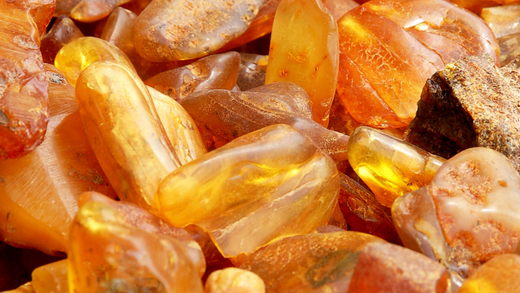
[205,268,266,293]
[449,0,520,13]
[41,15,84,64]
[55,0,133,22]
[322,0,359,21]
[266,0,339,127]
[31,260,68,293]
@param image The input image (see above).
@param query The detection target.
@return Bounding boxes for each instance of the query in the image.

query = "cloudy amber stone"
[54,36,134,86]
[322,0,359,21]
[55,0,132,22]
[347,126,445,207]
[134,0,264,62]
[266,0,339,127]
[31,260,68,293]
[236,53,268,91]
[68,197,204,292]
[205,268,265,293]
[75,61,180,211]
[156,124,340,257]
[481,5,520,38]
[337,0,499,128]
[41,15,84,64]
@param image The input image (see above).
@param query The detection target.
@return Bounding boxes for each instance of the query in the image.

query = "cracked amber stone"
[266,0,339,127]
[156,124,340,257]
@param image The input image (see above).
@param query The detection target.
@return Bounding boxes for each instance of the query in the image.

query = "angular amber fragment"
[393,147,520,279]
[134,0,264,61]
[156,124,340,257]
[348,126,445,207]
[236,53,268,91]
[456,254,520,293]
[68,196,204,292]
[481,5,520,39]
[11,0,55,36]
[0,2,48,160]
[322,0,359,21]
[54,36,134,86]
[337,0,499,128]
[205,268,265,293]
[497,33,520,66]
[55,0,132,22]
[347,242,449,293]
[75,61,180,211]
[239,231,384,292]
[31,260,68,293]
[145,52,240,102]
[266,0,339,127]
[41,15,84,64]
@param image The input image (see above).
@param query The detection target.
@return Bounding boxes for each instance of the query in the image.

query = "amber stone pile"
[3,0,520,292]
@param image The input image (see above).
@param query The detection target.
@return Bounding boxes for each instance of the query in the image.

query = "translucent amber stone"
[322,0,359,21]
[44,64,78,117]
[155,124,340,257]
[236,53,268,91]
[449,0,520,13]
[55,0,132,22]
[41,15,84,64]
[2,283,34,293]
[0,2,48,159]
[68,197,204,292]
[337,0,499,128]
[239,231,384,292]
[134,0,264,62]
[481,5,520,38]
[456,254,520,293]
[12,0,55,36]
[54,36,134,86]
[31,260,68,293]
[75,61,180,211]
[145,52,240,102]
[205,268,265,293]
[266,0,339,127]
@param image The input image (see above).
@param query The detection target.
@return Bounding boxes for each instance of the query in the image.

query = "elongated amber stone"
[54,36,134,86]
[156,124,340,257]
[266,0,339,127]
[76,61,180,211]
[31,260,68,293]
[41,15,84,64]
[348,126,445,207]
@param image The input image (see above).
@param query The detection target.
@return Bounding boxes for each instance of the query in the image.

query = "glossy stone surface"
[41,15,84,64]
[134,0,264,61]
[31,260,68,293]
[481,5,520,38]
[348,126,445,207]
[205,268,265,293]
[236,53,268,91]
[449,0,520,13]
[156,124,340,257]
[55,0,132,22]
[75,61,180,212]
[337,0,499,128]
[266,0,339,127]
[322,0,359,21]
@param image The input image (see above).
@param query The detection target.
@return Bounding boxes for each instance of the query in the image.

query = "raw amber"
[348,126,445,207]
[41,15,84,64]
[54,36,134,86]
[31,260,68,293]
[266,0,339,127]
[205,268,265,293]
[155,124,340,257]
[44,63,78,117]
[12,0,55,36]
[75,61,180,211]
[68,196,204,292]
[0,1,48,160]
[55,0,132,22]
[133,0,264,61]
[337,0,499,128]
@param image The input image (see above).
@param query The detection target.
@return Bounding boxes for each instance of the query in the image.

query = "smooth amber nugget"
[481,5,520,38]
[205,268,265,293]
[0,1,48,159]
[54,36,134,86]
[31,260,68,293]
[156,124,340,257]
[266,0,339,127]
[54,0,132,22]
[41,15,84,64]
[75,61,180,212]
[348,126,445,207]
[134,0,264,61]
[68,199,204,292]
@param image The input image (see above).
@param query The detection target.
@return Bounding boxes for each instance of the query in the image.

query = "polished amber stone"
[41,15,84,64]
[266,0,339,127]
[31,260,68,293]
[449,0,520,13]
[55,0,132,22]
[156,124,340,257]
[236,53,268,91]
[205,268,265,293]
[481,5,520,38]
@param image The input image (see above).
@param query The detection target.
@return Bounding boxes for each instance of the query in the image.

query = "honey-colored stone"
[55,0,133,22]
[75,61,180,212]
[236,53,268,91]
[205,268,265,293]
[156,124,340,257]
[31,260,68,293]
[134,0,264,61]
[41,15,84,64]
[481,5,520,38]
[13,0,55,36]
[44,63,78,117]
[266,0,339,127]
[449,0,520,13]
[322,0,359,21]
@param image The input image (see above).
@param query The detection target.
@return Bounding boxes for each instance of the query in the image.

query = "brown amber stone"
[134,0,264,62]
[54,0,132,22]
[0,1,48,160]
[205,268,266,293]
[266,0,339,127]
[236,53,268,91]
[68,194,204,292]
[31,260,68,293]
[75,61,180,212]
[393,148,520,279]
[145,52,240,102]
[337,0,499,128]
[41,15,84,64]
[156,124,340,257]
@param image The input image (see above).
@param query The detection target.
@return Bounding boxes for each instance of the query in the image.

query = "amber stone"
[266,0,339,127]
[393,147,520,279]
[337,0,499,128]
[145,52,240,102]
[236,53,268,91]
[497,33,520,66]
[1,283,34,293]
[205,268,266,293]
[134,0,264,62]
[54,0,133,22]
[68,195,204,292]
[31,260,68,293]
[239,231,385,292]
[10,0,55,36]
[449,0,520,13]
[0,2,48,160]
[322,0,359,21]
[41,15,84,64]
[156,124,340,257]
[481,5,520,38]
[44,64,78,117]
[75,61,180,212]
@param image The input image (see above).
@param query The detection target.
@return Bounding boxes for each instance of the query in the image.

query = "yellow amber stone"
[155,124,339,257]
[205,268,266,293]
[266,0,339,127]
[31,260,68,293]
[75,61,180,212]
[348,126,445,207]
[54,36,134,86]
